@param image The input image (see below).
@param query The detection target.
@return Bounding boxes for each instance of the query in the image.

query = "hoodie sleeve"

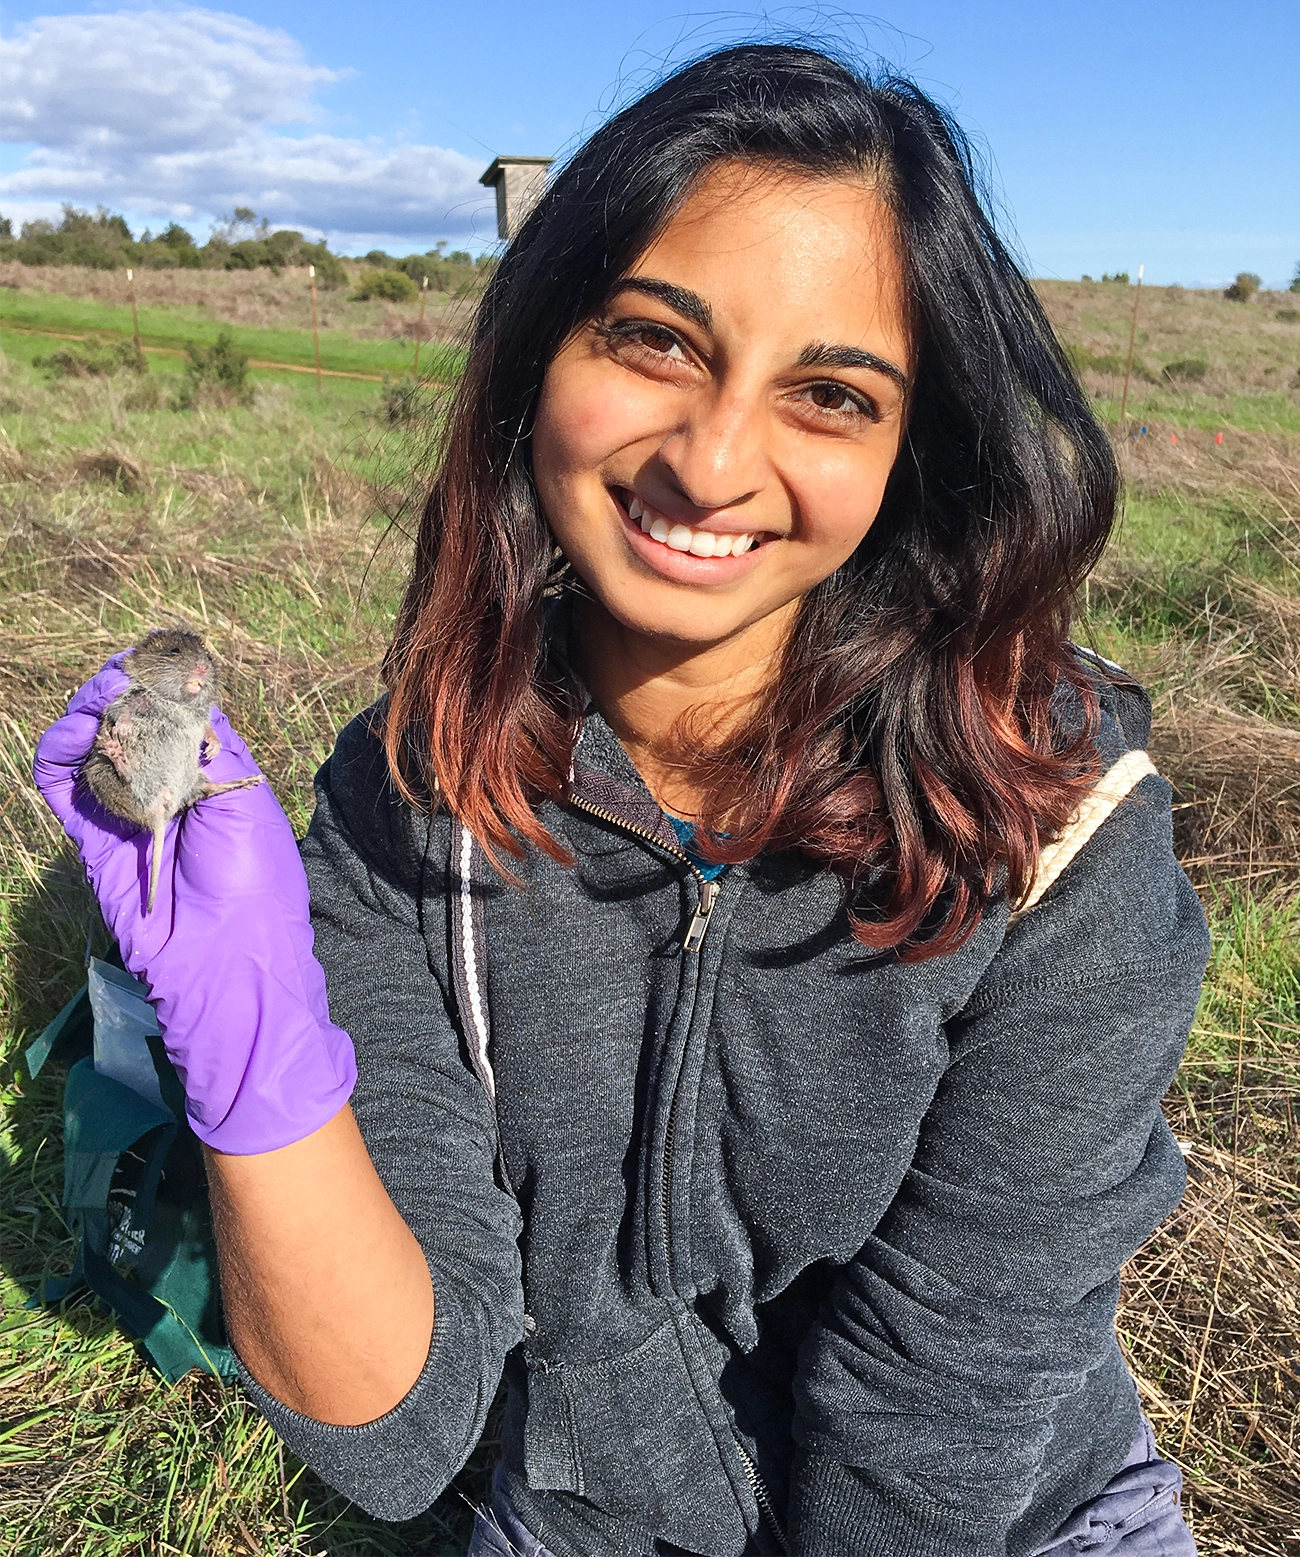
[235,709,524,1520]
[788,766,1209,1556]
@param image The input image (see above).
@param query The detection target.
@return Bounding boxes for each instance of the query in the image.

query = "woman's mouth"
[612,488,770,582]
[626,494,757,558]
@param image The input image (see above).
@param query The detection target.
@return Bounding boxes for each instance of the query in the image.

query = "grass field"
[0,267,471,386]
[2,270,1299,1555]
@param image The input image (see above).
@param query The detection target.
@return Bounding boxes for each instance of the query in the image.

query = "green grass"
[1091,387,1300,435]
[0,288,465,384]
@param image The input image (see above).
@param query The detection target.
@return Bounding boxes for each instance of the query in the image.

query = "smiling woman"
[384,46,1120,956]
[37,41,1207,1557]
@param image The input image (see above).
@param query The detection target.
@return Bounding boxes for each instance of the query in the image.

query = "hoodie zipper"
[736,1437,790,1553]
[565,793,718,953]
[567,792,787,1551]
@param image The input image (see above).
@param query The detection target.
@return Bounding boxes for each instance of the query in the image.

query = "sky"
[0,1,1296,286]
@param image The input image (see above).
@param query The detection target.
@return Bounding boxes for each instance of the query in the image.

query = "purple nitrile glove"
[34,654,356,1154]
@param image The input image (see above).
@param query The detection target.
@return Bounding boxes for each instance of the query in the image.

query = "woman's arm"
[36,673,522,1519]
[205,1106,434,1426]
[226,709,524,1520]
[788,771,1210,1557]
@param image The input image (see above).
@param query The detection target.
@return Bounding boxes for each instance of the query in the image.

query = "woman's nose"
[656,389,767,514]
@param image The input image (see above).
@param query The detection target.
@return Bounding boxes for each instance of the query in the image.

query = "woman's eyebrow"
[797,341,908,390]
[609,276,712,330]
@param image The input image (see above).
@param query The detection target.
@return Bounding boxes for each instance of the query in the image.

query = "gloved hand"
[33,654,356,1154]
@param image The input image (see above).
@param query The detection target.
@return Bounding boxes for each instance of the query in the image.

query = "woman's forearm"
[204,1105,434,1426]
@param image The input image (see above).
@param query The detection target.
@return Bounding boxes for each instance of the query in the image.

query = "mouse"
[79,627,264,912]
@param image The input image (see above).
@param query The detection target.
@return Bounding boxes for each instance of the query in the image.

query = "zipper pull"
[682,878,718,953]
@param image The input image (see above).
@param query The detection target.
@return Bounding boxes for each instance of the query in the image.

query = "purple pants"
[467,1418,1194,1556]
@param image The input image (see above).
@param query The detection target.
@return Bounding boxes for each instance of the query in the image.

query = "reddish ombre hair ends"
[383,45,1118,959]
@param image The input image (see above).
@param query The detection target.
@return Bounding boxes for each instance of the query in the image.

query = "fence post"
[1119,264,1145,424]
[414,275,428,376]
[309,265,322,394]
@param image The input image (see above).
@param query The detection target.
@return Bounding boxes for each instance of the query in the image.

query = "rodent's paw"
[198,707,262,785]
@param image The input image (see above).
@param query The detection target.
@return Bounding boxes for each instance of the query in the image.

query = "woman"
[37,45,1208,1557]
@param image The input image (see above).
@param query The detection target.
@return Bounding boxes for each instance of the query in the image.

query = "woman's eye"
[802,381,869,416]
[630,324,686,358]
[599,317,690,364]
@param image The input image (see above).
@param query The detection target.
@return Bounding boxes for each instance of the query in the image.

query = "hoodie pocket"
[522,1315,748,1553]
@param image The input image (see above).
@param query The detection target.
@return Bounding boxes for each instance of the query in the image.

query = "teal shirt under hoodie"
[238,662,1209,1557]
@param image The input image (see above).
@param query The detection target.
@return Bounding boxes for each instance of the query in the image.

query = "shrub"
[1063,344,1152,380]
[351,268,417,303]
[1224,272,1262,302]
[33,340,145,378]
[301,241,347,288]
[380,374,422,424]
[1290,263,1300,295]
[1101,271,1130,285]
[363,249,393,267]
[177,329,252,408]
[76,449,147,491]
[0,215,11,240]
[1276,308,1300,324]
[1162,358,1209,382]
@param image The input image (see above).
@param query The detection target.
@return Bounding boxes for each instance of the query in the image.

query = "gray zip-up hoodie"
[239,666,1209,1557]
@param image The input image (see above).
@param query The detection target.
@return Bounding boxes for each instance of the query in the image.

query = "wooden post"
[126,268,143,366]
[309,264,322,394]
[414,276,428,376]
[1119,263,1145,424]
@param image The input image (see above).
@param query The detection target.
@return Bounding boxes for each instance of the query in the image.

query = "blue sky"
[0,0,1296,286]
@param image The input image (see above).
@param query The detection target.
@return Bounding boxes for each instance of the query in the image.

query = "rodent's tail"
[147,814,166,913]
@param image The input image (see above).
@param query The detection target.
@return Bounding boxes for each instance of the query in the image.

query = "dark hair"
[383,43,1117,958]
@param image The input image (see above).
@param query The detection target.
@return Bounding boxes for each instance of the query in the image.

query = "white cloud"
[0,9,495,246]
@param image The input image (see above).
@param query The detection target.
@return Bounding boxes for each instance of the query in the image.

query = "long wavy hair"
[382,44,1118,959]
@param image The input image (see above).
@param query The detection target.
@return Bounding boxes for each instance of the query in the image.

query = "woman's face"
[532,161,913,652]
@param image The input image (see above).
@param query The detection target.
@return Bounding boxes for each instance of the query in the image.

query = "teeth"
[624,491,757,559]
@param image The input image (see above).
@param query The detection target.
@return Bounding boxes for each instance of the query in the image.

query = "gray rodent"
[79,628,263,912]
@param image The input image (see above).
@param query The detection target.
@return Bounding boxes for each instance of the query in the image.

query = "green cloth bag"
[27,969,236,1382]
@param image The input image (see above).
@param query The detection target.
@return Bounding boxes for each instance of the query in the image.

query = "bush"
[1224,272,1262,302]
[1277,308,1300,324]
[177,329,252,408]
[1290,263,1300,295]
[380,374,422,424]
[301,241,347,289]
[1100,271,1130,285]
[1064,344,1151,379]
[1162,358,1209,382]
[33,340,145,378]
[351,268,417,303]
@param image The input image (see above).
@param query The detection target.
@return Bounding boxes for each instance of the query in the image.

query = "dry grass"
[1040,280,1300,400]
